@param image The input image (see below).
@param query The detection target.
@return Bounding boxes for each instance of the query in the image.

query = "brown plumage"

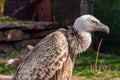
[13,15,109,80]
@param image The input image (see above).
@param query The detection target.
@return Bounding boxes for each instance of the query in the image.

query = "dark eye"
[91,20,98,25]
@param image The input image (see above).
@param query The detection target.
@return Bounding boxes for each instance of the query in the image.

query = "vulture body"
[13,15,109,80]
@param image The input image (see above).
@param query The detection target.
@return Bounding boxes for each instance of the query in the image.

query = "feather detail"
[13,27,91,80]
[64,26,91,61]
[13,15,108,80]
[13,30,69,80]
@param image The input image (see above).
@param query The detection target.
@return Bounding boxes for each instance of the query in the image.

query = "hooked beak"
[97,23,110,34]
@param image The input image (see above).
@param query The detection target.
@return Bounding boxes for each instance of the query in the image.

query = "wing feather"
[13,30,68,80]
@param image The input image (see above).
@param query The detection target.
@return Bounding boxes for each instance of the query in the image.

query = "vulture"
[13,15,109,80]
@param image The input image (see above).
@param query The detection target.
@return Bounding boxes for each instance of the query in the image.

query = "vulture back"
[13,29,73,80]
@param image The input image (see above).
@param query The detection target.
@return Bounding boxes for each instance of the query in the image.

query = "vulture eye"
[91,20,98,25]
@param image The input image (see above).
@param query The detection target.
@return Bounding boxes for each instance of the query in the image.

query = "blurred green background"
[94,0,120,55]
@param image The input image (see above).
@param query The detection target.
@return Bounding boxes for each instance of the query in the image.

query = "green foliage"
[0,58,3,62]
[0,66,15,75]
[73,52,120,79]
[0,16,16,22]
[94,0,120,30]
[106,47,120,56]
[94,0,120,54]
[0,50,6,55]
[0,47,28,75]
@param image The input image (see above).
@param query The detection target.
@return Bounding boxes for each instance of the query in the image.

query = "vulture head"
[71,15,109,52]
[73,15,109,34]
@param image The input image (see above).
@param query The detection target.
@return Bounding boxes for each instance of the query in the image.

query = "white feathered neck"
[65,26,91,55]
[71,15,92,53]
